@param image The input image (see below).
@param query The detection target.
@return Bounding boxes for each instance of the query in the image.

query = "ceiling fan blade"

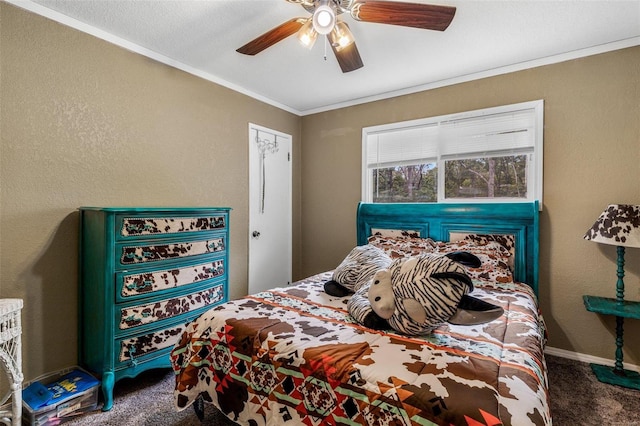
[331,41,364,73]
[237,18,306,55]
[351,1,456,31]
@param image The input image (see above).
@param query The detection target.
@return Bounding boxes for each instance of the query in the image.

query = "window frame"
[361,100,544,207]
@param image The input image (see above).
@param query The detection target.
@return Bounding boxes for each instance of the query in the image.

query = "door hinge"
[288,152,291,161]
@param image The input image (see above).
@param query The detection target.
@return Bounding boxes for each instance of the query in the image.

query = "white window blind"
[439,109,536,157]
[365,107,537,168]
[366,124,438,168]
[362,100,544,205]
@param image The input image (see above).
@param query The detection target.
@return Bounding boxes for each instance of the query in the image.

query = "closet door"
[248,123,292,294]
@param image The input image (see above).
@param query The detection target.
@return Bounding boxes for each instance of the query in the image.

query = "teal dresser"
[78,207,230,411]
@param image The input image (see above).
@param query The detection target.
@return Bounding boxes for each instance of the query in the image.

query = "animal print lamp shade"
[584,204,640,248]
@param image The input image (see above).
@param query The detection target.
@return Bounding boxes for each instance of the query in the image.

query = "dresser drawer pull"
[125,279,154,292]
[125,223,154,234]
[123,310,151,328]
[207,241,225,251]
[128,345,138,367]
[123,251,153,263]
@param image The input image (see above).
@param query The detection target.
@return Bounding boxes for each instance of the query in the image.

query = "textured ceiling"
[10,0,640,115]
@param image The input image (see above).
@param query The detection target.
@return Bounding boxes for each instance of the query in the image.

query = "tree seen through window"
[372,154,527,203]
[372,163,437,203]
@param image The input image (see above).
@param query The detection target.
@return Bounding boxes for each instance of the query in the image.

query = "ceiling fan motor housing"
[293,0,353,15]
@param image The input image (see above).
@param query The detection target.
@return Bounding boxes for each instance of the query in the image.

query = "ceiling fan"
[236,0,456,73]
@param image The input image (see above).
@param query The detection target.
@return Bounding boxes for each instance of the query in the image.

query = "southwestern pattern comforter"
[170,272,551,426]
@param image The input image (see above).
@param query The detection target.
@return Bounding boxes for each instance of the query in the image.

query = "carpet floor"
[60,355,640,425]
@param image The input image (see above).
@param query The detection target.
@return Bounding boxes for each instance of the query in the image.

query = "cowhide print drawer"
[118,284,225,331]
[116,258,226,302]
[116,215,227,241]
[117,321,187,367]
[117,236,226,268]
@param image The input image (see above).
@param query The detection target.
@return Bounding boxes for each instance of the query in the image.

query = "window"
[362,100,543,205]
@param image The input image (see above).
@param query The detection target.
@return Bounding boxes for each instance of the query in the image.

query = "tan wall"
[0,3,302,379]
[2,1,639,382]
[301,47,640,363]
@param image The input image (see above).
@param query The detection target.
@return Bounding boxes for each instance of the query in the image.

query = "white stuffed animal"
[351,252,490,335]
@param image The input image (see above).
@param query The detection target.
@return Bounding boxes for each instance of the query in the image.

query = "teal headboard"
[356,202,540,295]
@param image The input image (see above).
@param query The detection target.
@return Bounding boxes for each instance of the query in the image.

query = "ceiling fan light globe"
[312,4,335,34]
[329,21,355,51]
[317,10,332,27]
[298,32,317,48]
[297,19,318,49]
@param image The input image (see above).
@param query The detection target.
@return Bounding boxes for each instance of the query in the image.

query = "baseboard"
[545,346,640,373]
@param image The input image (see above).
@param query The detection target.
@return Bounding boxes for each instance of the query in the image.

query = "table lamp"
[583,204,640,389]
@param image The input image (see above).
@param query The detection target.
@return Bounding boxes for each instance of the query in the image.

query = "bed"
[170,202,551,426]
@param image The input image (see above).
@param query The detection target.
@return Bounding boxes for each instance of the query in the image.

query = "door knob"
[252,231,261,238]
